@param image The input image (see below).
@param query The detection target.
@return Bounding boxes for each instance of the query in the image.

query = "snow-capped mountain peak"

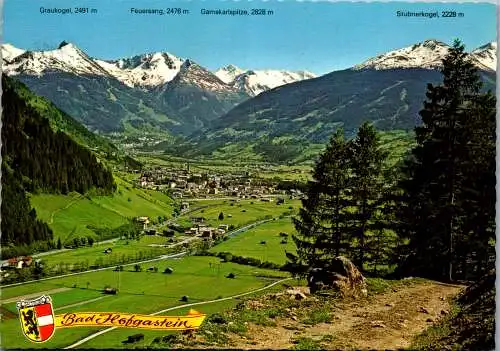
[216,66,317,96]
[172,59,237,93]
[354,39,450,70]
[95,51,184,88]
[234,69,316,96]
[215,64,246,84]
[471,42,497,71]
[2,41,110,77]
[2,43,25,62]
[354,39,497,72]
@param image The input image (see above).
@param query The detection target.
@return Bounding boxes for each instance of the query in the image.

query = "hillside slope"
[1,75,115,256]
[192,40,495,152]
[29,177,174,244]
[199,67,495,145]
[6,75,118,155]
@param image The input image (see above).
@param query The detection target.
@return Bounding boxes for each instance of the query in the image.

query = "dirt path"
[48,195,82,224]
[228,281,463,350]
[2,287,71,304]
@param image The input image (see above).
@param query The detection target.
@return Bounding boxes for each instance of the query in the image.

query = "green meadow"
[211,218,298,265]
[0,256,289,349]
[29,177,174,244]
[176,199,301,229]
[37,236,174,269]
[81,279,293,348]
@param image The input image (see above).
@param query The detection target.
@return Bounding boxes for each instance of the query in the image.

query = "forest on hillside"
[1,75,116,258]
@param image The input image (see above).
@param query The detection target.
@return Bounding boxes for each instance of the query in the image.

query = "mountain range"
[2,39,496,159]
[191,40,496,154]
[2,42,316,136]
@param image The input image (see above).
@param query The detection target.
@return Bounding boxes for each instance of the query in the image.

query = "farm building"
[5,256,33,269]
[135,216,150,229]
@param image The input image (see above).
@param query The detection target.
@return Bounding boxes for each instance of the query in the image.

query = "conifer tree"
[291,129,354,271]
[395,39,495,280]
[349,122,388,268]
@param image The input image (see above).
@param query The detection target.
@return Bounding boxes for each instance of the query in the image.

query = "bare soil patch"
[190,280,463,350]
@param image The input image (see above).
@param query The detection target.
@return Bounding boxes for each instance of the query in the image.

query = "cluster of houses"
[2,256,35,269]
[184,223,229,240]
[136,216,150,230]
[134,166,289,199]
[0,256,41,281]
[133,214,229,241]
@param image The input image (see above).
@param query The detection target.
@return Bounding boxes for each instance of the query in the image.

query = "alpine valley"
[2,39,496,161]
[1,34,497,351]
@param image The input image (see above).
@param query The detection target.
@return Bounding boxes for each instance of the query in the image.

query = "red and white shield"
[17,295,55,343]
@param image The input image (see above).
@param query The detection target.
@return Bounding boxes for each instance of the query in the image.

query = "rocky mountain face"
[153,60,249,132]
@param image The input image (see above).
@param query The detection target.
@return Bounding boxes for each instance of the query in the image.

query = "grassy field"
[211,218,298,265]
[0,256,289,349]
[2,289,104,315]
[176,199,301,229]
[28,198,301,272]
[81,279,294,348]
[29,177,174,244]
[379,130,415,167]
[36,236,174,269]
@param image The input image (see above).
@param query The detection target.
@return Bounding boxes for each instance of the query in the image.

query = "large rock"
[307,256,367,297]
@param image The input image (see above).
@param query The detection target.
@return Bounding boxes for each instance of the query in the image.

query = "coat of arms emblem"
[16,295,55,343]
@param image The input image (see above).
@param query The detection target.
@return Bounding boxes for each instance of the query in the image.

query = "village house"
[136,216,150,229]
[5,256,33,269]
[218,224,229,231]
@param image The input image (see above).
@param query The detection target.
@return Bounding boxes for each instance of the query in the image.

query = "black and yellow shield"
[19,306,41,342]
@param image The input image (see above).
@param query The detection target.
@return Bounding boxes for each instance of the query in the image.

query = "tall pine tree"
[395,39,495,280]
[349,122,388,269]
[290,124,390,274]
[291,129,354,271]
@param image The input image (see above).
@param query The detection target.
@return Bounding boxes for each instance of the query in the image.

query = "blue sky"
[3,0,496,74]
